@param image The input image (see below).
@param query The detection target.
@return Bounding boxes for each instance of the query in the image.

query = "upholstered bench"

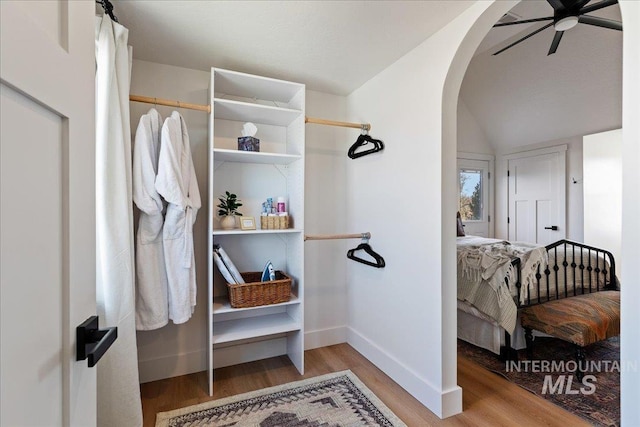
[520,290,620,379]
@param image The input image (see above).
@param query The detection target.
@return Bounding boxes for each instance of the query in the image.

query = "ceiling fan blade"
[547,0,566,10]
[579,15,623,30]
[493,22,554,56]
[548,31,565,55]
[580,0,618,14]
[494,17,554,27]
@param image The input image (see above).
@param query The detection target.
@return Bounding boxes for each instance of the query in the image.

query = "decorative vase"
[220,215,236,230]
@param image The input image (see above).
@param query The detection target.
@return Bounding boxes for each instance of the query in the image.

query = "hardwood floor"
[140,344,589,427]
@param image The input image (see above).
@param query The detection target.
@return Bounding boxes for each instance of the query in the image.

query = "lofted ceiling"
[113,0,474,96]
[459,0,623,150]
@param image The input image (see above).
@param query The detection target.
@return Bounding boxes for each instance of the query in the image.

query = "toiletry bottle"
[277,196,286,213]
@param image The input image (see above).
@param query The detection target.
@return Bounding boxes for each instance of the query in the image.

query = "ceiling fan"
[493,0,622,56]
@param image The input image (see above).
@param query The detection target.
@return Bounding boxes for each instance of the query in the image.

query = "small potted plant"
[217,191,243,230]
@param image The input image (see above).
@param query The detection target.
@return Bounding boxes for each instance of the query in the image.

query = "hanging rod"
[129,95,211,113]
[305,117,371,131]
[304,232,371,241]
[129,94,371,130]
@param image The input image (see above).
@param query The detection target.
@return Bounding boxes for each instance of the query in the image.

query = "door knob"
[544,226,559,231]
[76,316,117,367]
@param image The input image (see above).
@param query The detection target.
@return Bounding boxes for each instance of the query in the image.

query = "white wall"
[494,136,584,242]
[344,2,507,418]
[583,129,622,279]
[130,60,348,382]
[303,90,349,349]
[457,99,493,155]
[619,3,640,423]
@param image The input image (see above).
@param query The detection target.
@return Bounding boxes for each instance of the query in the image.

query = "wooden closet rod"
[304,117,371,131]
[304,232,371,241]
[129,95,211,113]
[129,94,371,130]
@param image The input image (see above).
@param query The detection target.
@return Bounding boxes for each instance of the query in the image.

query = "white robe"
[133,108,169,330]
[155,111,201,323]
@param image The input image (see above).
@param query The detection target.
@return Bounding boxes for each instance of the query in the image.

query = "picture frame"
[240,216,256,230]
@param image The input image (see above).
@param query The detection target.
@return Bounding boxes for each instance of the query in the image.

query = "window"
[457,156,492,237]
[459,168,483,221]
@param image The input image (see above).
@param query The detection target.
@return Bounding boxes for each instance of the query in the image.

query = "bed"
[456,234,617,357]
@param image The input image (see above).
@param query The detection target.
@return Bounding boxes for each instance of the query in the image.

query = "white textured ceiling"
[114,0,474,95]
[460,0,622,150]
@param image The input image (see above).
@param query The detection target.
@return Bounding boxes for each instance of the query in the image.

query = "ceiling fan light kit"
[554,16,579,31]
[492,0,622,56]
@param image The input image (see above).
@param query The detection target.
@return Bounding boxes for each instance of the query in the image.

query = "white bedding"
[457,300,548,354]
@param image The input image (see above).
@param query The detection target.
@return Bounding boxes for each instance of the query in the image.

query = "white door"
[458,158,491,237]
[507,147,566,245]
[1,2,97,426]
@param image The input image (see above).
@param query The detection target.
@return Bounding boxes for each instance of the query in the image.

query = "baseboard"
[138,348,207,384]
[347,327,462,418]
[304,326,348,350]
[440,385,463,418]
[139,334,304,383]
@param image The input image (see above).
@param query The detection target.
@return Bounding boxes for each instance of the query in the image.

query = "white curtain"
[95,14,143,427]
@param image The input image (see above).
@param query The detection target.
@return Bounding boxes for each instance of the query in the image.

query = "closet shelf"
[213,98,302,126]
[213,295,300,315]
[212,313,300,344]
[213,68,304,104]
[212,228,302,236]
[213,148,302,165]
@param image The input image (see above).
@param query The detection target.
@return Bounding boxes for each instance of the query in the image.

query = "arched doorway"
[441,1,640,424]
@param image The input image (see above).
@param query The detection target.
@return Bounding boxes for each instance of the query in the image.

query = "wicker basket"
[227,271,292,308]
[260,215,289,230]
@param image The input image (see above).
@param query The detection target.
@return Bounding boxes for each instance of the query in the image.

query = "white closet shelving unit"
[208,68,305,395]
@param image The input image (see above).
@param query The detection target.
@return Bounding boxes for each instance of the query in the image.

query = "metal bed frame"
[499,239,618,360]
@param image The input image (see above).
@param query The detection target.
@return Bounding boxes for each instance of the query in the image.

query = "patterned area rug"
[155,370,407,427]
[458,337,620,427]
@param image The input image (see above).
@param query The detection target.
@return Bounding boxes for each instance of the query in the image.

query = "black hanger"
[96,0,118,23]
[348,130,384,159]
[347,242,386,268]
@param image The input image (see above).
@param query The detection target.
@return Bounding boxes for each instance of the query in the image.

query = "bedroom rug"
[458,337,620,427]
[155,370,407,427]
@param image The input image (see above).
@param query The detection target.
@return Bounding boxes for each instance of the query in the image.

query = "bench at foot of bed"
[520,290,620,381]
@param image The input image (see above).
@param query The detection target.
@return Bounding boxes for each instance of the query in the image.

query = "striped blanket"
[457,236,547,334]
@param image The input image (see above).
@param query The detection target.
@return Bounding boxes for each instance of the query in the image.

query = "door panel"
[1,84,66,426]
[536,200,553,244]
[508,149,566,245]
[14,0,68,48]
[0,1,96,425]
[515,200,530,242]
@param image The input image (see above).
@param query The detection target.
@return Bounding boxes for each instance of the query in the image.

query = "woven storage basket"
[227,271,292,308]
[260,215,289,230]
